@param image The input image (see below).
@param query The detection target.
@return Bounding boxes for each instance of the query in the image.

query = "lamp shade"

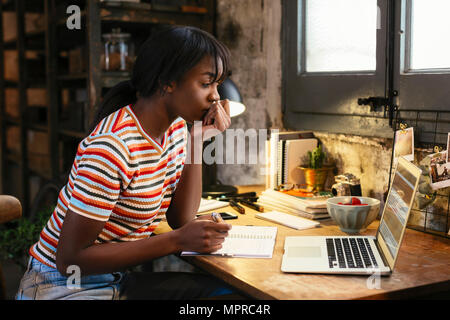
[218,78,246,117]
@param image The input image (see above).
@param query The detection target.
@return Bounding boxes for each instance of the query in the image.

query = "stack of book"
[265,131,318,189]
[256,189,330,220]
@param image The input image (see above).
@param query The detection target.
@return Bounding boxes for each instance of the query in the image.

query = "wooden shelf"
[1,0,216,215]
[56,3,208,28]
[28,122,48,133]
[3,79,47,88]
[59,128,86,139]
[58,72,131,88]
[57,73,87,81]
[3,80,18,88]
[100,6,209,25]
[6,152,20,165]
[57,12,208,29]
[5,116,20,126]
[3,30,46,50]
[102,71,131,88]
[1,0,45,13]
[6,116,47,132]
[100,1,152,11]
[28,165,52,181]
[100,1,209,15]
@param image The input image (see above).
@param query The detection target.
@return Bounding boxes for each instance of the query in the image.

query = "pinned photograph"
[447,132,450,163]
[394,127,414,163]
[429,151,450,190]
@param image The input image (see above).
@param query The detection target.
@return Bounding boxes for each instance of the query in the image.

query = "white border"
[394,127,414,163]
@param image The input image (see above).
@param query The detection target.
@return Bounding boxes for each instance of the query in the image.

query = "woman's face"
[166,55,223,124]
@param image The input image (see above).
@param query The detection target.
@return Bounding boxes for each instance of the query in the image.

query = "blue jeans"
[16,257,235,300]
[16,257,123,300]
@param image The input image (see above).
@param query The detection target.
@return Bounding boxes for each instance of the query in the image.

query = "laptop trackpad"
[288,246,322,258]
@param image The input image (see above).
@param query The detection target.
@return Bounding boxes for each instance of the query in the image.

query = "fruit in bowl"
[326,196,380,233]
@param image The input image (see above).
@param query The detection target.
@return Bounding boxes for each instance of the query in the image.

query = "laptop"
[281,157,422,275]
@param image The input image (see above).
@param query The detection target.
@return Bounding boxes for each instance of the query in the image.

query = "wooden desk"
[154,187,450,300]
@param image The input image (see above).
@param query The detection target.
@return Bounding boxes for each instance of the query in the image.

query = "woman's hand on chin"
[195,99,231,141]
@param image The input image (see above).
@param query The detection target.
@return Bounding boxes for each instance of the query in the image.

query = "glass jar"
[102,28,134,72]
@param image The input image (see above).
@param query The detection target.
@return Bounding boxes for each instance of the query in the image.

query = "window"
[283,0,450,138]
[407,0,450,71]
[305,0,378,73]
[283,0,388,137]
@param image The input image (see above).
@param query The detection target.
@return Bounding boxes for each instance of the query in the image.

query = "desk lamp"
[202,78,246,198]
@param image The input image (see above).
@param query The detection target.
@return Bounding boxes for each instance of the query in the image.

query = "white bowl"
[326,196,380,233]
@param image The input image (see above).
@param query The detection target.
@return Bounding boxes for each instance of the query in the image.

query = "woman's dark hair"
[90,25,231,131]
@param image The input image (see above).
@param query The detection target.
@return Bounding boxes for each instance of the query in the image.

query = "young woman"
[16,25,235,300]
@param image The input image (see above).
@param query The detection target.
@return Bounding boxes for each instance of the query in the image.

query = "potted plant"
[299,144,331,191]
[0,207,52,271]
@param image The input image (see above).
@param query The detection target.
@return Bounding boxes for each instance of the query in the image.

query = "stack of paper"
[256,189,330,220]
[256,211,320,230]
[197,198,229,213]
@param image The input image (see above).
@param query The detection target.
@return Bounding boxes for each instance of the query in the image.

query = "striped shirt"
[30,105,188,268]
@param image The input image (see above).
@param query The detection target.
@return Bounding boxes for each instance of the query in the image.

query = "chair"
[0,195,22,300]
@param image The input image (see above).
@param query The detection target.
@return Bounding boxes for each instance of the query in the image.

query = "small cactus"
[306,144,325,169]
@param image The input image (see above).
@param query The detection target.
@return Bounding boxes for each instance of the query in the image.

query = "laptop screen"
[377,157,421,266]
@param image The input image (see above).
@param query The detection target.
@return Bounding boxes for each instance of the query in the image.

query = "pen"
[237,199,264,212]
[211,212,224,223]
[215,192,257,200]
[229,200,245,214]
[224,192,257,198]
[217,196,259,202]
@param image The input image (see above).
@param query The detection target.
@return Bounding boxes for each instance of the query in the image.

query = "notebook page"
[181,226,277,258]
[215,226,277,258]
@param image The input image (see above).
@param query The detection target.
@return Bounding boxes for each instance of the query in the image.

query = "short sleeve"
[174,120,188,179]
[179,122,188,166]
[68,134,133,221]
[163,119,188,200]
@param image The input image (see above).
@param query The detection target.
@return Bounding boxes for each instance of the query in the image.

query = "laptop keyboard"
[326,238,378,269]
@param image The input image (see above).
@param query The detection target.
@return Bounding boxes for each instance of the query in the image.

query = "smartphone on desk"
[196,212,238,220]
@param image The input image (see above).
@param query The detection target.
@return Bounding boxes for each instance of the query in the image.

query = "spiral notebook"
[181,226,278,258]
[283,139,318,184]
[276,138,318,186]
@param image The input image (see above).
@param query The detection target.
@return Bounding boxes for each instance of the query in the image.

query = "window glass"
[410,0,450,70]
[305,0,378,72]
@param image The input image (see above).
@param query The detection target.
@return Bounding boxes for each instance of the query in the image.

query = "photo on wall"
[447,132,450,163]
[429,150,450,190]
[394,127,414,163]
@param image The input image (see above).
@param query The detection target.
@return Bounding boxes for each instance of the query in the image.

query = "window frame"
[298,0,379,75]
[282,0,450,138]
[401,0,450,74]
[282,0,391,137]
